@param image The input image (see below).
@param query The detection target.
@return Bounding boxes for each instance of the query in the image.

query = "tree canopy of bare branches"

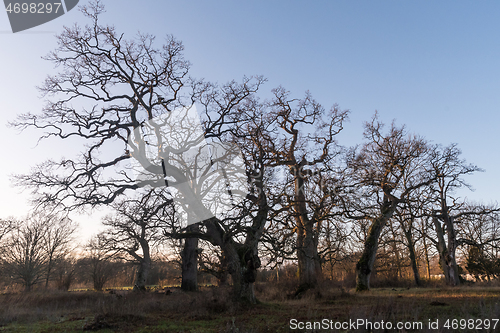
[344,114,434,291]
[2,212,76,291]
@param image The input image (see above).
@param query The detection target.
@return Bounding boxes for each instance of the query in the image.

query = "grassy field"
[0,284,499,332]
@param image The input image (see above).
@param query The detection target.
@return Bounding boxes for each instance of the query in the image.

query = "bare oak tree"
[164,88,272,302]
[266,87,348,290]
[425,144,497,286]
[10,2,271,301]
[427,144,472,286]
[4,218,46,291]
[344,114,434,291]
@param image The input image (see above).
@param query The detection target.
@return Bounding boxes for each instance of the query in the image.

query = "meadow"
[0,283,499,332]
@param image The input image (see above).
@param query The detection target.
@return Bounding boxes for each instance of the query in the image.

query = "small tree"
[54,257,77,291]
[99,189,173,291]
[2,212,76,291]
[43,215,77,288]
[3,214,48,291]
[85,235,115,291]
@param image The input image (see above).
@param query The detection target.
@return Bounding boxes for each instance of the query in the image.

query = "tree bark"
[433,216,460,286]
[405,230,421,286]
[356,217,386,291]
[356,200,397,291]
[133,258,151,291]
[401,221,421,286]
[445,216,460,286]
[294,171,322,290]
[181,224,199,291]
[224,243,261,304]
[296,221,320,289]
[132,237,151,291]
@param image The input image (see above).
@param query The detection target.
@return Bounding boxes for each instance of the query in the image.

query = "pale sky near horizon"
[1,1,500,241]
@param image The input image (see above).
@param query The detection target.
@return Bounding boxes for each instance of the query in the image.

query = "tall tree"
[266,86,348,290]
[425,144,497,286]
[344,114,433,291]
[164,90,273,303]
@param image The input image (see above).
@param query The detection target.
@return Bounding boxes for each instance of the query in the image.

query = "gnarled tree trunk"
[223,243,261,304]
[133,257,151,291]
[133,239,152,291]
[296,222,321,289]
[294,171,322,290]
[356,217,386,291]
[433,216,460,286]
[356,201,397,291]
[181,224,199,291]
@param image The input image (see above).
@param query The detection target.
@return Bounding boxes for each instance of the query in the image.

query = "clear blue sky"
[1,1,500,239]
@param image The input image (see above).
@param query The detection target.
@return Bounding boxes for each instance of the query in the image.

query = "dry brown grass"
[0,284,499,332]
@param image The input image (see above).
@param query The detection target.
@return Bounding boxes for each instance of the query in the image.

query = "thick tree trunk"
[356,217,385,291]
[445,217,460,286]
[196,166,268,304]
[133,239,152,291]
[223,243,260,304]
[181,225,199,291]
[133,258,151,291]
[356,201,397,291]
[294,173,321,290]
[433,216,460,286]
[297,224,320,289]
